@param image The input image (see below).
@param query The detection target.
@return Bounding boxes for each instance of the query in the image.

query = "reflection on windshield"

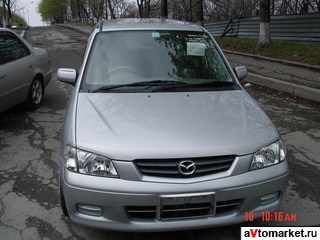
[82,30,233,89]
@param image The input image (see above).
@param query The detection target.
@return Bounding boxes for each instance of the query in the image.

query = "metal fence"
[204,13,320,45]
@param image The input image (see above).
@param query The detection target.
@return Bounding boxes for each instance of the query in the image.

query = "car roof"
[98,18,203,32]
[0,28,14,32]
[0,28,22,38]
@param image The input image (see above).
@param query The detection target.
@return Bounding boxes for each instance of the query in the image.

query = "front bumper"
[61,160,288,232]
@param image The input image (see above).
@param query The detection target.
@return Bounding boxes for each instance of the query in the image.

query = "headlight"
[249,140,286,171]
[63,145,119,178]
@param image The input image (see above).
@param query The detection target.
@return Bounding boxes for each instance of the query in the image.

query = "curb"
[59,24,320,103]
[247,73,320,103]
[223,50,320,72]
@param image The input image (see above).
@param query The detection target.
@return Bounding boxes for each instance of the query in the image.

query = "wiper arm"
[89,80,186,93]
[190,81,235,87]
[153,81,235,92]
[89,83,146,93]
[89,80,234,93]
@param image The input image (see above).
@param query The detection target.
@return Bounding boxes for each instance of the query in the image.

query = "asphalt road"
[0,26,319,240]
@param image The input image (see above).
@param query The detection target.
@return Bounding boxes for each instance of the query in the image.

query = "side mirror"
[234,66,248,81]
[57,68,77,86]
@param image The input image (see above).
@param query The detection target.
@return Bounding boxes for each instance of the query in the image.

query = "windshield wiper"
[189,81,236,87]
[89,80,186,93]
[153,81,236,92]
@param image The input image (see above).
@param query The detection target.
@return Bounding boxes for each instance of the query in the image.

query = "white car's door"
[0,31,35,112]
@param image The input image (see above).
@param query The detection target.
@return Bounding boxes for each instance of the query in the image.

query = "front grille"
[134,155,235,178]
[126,199,241,220]
[126,206,156,219]
[161,202,212,219]
[215,199,240,215]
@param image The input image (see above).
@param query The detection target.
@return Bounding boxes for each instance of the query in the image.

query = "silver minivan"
[58,19,288,232]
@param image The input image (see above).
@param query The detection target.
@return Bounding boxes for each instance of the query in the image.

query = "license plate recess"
[157,192,215,220]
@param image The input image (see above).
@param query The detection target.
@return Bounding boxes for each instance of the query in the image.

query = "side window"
[0,32,30,65]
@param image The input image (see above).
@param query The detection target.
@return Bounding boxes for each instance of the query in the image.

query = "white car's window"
[82,31,234,91]
[0,32,30,65]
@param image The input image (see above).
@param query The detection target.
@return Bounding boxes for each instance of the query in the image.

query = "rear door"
[0,31,35,112]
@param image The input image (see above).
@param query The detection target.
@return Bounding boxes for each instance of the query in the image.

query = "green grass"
[215,38,320,66]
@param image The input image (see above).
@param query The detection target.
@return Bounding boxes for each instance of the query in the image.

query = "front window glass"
[82,30,234,90]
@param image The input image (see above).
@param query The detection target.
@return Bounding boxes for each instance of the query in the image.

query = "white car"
[0,28,52,112]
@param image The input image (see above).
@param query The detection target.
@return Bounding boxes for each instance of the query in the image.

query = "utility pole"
[27,2,34,26]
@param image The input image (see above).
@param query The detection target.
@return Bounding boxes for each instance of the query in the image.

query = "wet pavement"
[0,26,319,240]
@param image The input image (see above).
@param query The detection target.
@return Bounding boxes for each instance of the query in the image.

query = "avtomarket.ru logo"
[241,227,319,240]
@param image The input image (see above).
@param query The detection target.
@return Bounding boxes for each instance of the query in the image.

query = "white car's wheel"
[26,77,44,110]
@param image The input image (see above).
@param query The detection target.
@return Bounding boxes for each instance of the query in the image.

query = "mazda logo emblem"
[178,160,196,175]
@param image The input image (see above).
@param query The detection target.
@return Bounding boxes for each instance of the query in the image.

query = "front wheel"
[25,77,44,110]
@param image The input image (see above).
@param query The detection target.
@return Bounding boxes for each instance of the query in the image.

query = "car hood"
[76,90,278,160]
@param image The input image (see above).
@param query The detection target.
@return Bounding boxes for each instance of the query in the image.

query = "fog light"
[259,192,279,206]
[77,203,103,216]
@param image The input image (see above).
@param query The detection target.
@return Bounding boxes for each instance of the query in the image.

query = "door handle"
[0,75,7,79]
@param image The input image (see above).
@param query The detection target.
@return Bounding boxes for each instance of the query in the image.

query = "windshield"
[82,30,234,91]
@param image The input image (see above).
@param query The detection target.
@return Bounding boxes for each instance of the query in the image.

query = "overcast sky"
[16,0,43,26]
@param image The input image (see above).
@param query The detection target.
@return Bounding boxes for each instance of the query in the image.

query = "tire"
[60,181,69,217]
[25,77,44,110]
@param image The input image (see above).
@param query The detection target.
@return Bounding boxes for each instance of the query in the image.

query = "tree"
[120,1,139,18]
[137,0,151,18]
[2,0,16,27]
[89,0,105,22]
[170,0,195,22]
[67,0,137,22]
[161,0,167,18]
[4,0,11,25]
[107,0,116,19]
[136,0,159,18]
[257,0,271,48]
[69,0,82,21]
[195,0,204,26]
[38,0,68,23]
[2,0,7,27]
